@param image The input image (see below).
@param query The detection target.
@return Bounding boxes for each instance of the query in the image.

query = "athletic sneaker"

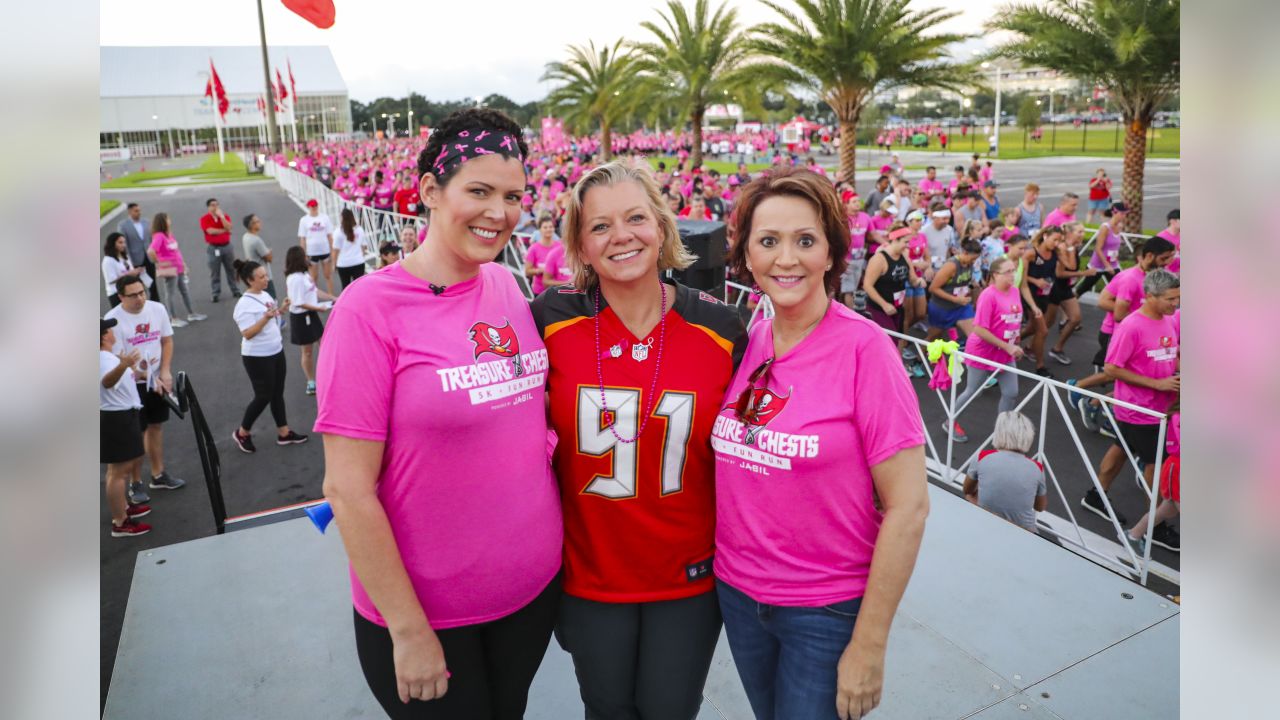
[1097,413,1118,439]
[1034,367,1055,379]
[187,313,208,322]
[1125,533,1147,558]
[943,420,969,443]
[1066,379,1083,409]
[1081,489,1128,525]
[277,430,310,446]
[111,519,152,537]
[1076,397,1100,432]
[1151,523,1180,552]
[149,472,186,490]
[982,374,999,390]
[1058,315,1068,329]
[233,429,256,454]
[1047,349,1072,365]
[902,347,919,362]
[910,362,927,378]
[127,481,151,504]
[126,503,152,519]
[171,318,189,328]
[910,321,928,334]
[305,380,317,396]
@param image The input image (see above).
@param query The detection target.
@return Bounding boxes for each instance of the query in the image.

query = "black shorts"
[1032,291,1054,312]
[136,383,170,426]
[1092,330,1113,368]
[308,253,331,263]
[1048,283,1075,306]
[289,310,324,345]
[1115,420,1161,465]
[101,409,145,464]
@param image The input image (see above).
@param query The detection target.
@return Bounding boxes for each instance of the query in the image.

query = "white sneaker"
[187,313,208,322]
[171,318,189,328]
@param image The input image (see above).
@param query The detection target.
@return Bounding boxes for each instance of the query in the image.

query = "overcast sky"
[101,0,1007,103]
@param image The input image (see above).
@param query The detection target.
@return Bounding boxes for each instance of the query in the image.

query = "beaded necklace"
[592,279,667,444]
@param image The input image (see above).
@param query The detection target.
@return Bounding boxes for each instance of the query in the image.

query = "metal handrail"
[749,295,1173,587]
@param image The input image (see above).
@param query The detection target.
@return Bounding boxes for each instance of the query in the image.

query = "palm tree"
[748,0,973,183]
[541,40,643,161]
[632,0,754,167]
[988,0,1179,233]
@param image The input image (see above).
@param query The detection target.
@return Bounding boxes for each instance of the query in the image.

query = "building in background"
[100,46,351,159]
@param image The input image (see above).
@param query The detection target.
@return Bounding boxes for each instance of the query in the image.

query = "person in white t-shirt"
[102,232,147,308]
[285,246,336,396]
[297,199,335,296]
[333,207,369,290]
[230,259,308,453]
[100,317,152,537]
[105,275,185,503]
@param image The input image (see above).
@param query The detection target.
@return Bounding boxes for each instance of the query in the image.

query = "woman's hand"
[391,625,449,704]
[836,640,884,719]
[1007,343,1025,359]
[881,303,897,316]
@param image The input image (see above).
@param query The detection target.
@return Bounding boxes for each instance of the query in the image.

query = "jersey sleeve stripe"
[544,315,589,340]
[686,322,735,357]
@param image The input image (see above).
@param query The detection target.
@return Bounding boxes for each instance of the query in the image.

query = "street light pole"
[152,114,161,156]
[256,0,281,153]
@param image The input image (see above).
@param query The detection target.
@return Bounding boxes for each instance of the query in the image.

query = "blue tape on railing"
[305,502,334,534]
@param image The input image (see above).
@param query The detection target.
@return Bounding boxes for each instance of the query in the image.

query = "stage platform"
[104,486,1178,719]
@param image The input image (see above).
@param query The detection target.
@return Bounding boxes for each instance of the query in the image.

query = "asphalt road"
[99,157,1179,704]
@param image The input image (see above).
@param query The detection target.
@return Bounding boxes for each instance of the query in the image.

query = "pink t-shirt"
[543,243,573,285]
[847,212,871,252]
[964,284,1023,371]
[712,301,925,605]
[918,178,943,195]
[314,262,563,629]
[1157,229,1180,274]
[1100,267,1146,334]
[907,233,928,264]
[525,240,558,296]
[1105,311,1179,425]
[1043,208,1075,228]
[868,214,894,237]
[149,231,185,275]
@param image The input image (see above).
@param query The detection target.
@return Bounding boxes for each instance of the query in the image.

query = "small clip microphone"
[428,283,447,296]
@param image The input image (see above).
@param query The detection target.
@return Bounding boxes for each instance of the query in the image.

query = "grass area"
[868,125,1179,160]
[100,199,120,218]
[100,153,253,188]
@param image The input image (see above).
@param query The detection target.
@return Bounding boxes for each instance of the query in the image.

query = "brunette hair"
[284,245,310,276]
[150,212,170,237]
[340,208,357,241]
[232,259,262,286]
[104,232,127,259]
[727,167,849,295]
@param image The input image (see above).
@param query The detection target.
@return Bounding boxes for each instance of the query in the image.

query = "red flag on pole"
[209,60,230,119]
[288,60,298,103]
[276,68,289,102]
[282,0,336,29]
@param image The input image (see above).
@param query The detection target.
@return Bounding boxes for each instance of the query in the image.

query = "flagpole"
[257,0,282,153]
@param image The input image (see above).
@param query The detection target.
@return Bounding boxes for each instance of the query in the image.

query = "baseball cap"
[906,209,925,222]
[982,180,998,188]
[1110,202,1129,214]
[880,198,897,213]
[101,317,118,334]
[306,199,319,207]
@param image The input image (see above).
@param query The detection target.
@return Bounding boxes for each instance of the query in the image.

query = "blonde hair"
[992,411,1036,454]
[561,162,695,290]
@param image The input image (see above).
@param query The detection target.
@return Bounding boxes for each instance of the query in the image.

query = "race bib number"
[954,286,970,297]
[893,290,905,307]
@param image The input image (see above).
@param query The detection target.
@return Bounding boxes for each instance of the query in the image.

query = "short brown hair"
[727,167,849,296]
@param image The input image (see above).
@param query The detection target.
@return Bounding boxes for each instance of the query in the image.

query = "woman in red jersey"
[531,162,746,720]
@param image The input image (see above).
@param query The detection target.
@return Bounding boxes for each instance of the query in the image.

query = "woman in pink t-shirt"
[316,109,562,719]
[147,212,203,323]
[947,256,1026,442]
[522,213,559,296]
[717,167,927,719]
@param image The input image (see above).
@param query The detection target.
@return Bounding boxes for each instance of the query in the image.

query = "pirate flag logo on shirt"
[468,320,524,377]
[734,385,792,446]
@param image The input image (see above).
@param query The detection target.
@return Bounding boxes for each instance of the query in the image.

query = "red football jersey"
[533,283,746,602]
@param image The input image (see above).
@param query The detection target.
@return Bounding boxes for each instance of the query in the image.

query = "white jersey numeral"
[576,387,695,499]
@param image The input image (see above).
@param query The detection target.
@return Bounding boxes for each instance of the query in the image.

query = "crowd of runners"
[101,108,1179,719]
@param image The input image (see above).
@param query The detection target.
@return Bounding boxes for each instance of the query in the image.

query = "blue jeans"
[717,580,862,720]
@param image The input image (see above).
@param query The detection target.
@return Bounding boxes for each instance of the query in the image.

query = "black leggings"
[241,351,287,431]
[354,573,561,720]
[338,263,366,290]
[556,590,722,720]
[1076,268,1117,297]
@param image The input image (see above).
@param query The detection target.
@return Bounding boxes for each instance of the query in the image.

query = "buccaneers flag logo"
[737,386,791,446]
[468,320,524,377]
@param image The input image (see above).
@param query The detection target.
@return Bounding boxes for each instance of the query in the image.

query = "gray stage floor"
[104,486,1177,720]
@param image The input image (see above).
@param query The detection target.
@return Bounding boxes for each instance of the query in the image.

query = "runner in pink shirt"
[316,108,562,718]
[917,166,944,195]
[1083,269,1180,524]
[1156,208,1180,274]
[717,167,926,719]
[944,257,1025,442]
[522,214,559,296]
[1042,192,1079,228]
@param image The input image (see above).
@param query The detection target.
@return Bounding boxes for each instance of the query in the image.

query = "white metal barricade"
[749,296,1174,588]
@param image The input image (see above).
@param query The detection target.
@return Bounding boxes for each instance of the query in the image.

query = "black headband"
[430,128,522,178]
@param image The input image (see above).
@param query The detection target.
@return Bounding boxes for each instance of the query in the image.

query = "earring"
[746,264,753,273]
[826,263,833,271]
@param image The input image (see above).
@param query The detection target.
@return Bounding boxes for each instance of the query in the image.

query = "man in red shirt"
[200,198,239,301]
[393,172,419,216]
